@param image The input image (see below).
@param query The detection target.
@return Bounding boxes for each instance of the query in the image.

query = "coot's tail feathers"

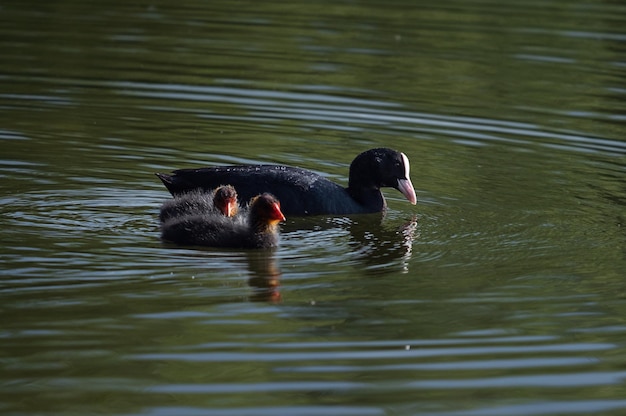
[156,171,210,196]
[155,173,175,194]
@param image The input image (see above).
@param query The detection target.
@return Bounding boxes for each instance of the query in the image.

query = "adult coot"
[159,185,238,223]
[161,193,286,248]
[156,148,417,216]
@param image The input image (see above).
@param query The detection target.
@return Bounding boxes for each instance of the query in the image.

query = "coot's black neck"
[346,185,386,212]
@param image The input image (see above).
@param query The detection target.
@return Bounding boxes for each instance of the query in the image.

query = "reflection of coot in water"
[156,148,417,216]
[281,214,418,274]
[346,215,419,274]
[159,185,239,223]
[161,193,285,249]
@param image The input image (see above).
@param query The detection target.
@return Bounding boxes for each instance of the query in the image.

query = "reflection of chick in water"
[246,251,281,303]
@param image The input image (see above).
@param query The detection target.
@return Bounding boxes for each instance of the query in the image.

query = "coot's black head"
[348,148,417,205]
[213,185,239,217]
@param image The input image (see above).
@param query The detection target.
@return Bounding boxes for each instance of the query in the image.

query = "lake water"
[1,0,626,415]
